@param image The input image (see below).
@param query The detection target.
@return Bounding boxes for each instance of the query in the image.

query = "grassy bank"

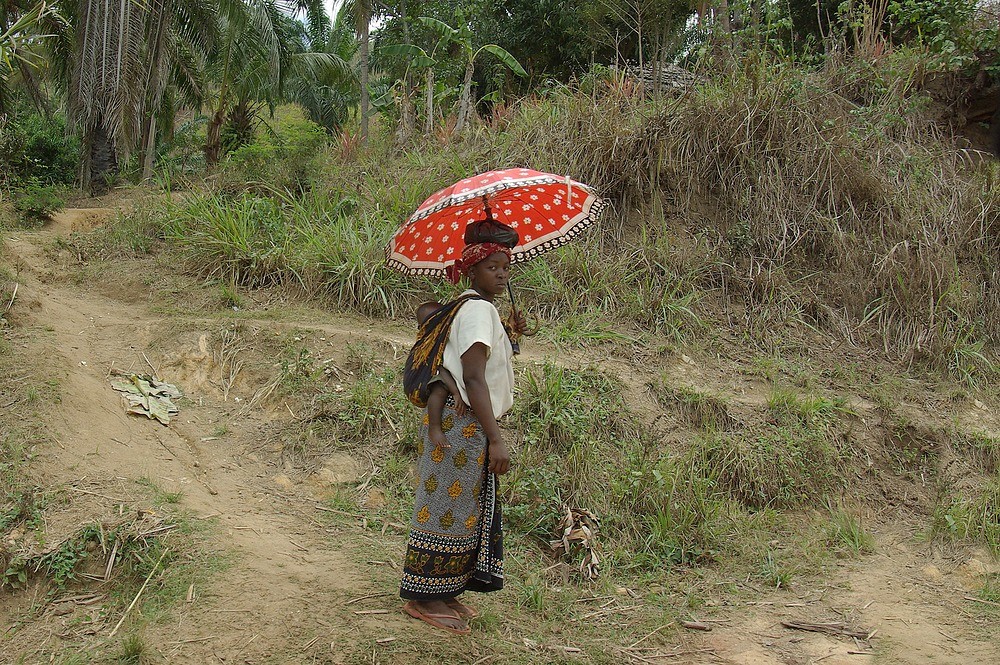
[97,60,1000,387]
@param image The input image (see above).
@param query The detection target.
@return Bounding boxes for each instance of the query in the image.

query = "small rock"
[960,558,989,578]
[272,473,294,489]
[921,564,943,581]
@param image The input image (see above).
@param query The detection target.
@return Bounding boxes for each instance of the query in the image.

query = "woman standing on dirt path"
[400,241,527,636]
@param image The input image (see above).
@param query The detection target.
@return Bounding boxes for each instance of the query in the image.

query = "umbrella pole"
[507,281,521,355]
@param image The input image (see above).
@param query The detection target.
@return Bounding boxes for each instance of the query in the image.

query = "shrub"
[12,182,64,224]
[933,475,1000,555]
[0,110,79,188]
[224,105,329,193]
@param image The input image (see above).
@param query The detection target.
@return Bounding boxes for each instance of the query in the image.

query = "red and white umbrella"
[386,168,607,277]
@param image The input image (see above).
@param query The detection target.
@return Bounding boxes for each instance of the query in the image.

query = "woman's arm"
[461,342,510,475]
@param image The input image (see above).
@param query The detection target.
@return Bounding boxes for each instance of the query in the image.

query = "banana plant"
[379,26,450,135]
[416,16,527,133]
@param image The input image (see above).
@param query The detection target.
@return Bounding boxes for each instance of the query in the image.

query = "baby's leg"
[426,384,450,449]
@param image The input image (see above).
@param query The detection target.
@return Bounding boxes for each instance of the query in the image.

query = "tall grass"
[99,56,999,381]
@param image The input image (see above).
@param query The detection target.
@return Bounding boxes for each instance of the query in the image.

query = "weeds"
[825,506,875,557]
[932,475,1000,556]
[695,424,843,509]
[768,388,846,428]
[649,381,734,431]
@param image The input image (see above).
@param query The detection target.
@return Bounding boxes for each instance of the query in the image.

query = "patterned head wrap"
[446,242,512,284]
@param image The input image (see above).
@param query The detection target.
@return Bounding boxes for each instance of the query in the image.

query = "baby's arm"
[426,384,450,449]
[436,368,467,416]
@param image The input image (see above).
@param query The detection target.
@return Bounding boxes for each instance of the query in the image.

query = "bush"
[13,182,64,224]
[224,105,329,193]
[0,110,79,188]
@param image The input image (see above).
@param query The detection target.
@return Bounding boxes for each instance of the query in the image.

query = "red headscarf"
[446,242,512,284]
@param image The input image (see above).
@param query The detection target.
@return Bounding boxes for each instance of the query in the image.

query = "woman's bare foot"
[444,597,478,619]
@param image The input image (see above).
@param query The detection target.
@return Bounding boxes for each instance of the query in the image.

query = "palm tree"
[341,0,373,145]
[0,0,62,115]
[69,0,149,192]
[286,4,358,133]
[139,0,217,179]
[67,0,218,191]
[203,0,350,166]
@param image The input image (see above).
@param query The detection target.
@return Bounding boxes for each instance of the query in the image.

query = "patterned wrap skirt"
[399,404,504,600]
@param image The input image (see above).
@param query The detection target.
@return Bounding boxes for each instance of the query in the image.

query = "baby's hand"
[450,392,468,417]
[428,427,451,450]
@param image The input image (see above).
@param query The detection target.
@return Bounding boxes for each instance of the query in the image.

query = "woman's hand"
[488,438,510,475]
[508,311,528,336]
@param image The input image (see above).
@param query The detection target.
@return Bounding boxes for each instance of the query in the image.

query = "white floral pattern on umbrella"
[386,169,607,277]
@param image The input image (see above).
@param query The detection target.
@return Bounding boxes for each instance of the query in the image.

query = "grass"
[10,50,1000,660]
[825,505,876,557]
[135,477,183,506]
[648,380,734,431]
[694,425,843,509]
[932,474,1000,556]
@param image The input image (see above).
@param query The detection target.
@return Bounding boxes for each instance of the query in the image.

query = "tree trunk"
[359,10,370,145]
[397,0,413,142]
[424,67,434,135]
[205,108,225,167]
[455,58,474,133]
[141,1,168,181]
[87,121,118,196]
[717,0,732,45]
[397,84,414,143]
[141,116,157,181]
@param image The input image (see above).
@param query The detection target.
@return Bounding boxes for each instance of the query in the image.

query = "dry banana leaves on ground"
[550,506,601,580]
[109,370,182,425]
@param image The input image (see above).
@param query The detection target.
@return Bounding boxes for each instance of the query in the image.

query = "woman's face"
[468,252,511,298]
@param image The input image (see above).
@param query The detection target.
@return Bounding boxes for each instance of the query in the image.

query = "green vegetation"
[933,475,1000,555]
[649,380,734,431]
[3,0,1000,659]
[826,505,876,557]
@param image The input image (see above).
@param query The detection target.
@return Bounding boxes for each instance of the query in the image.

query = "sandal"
[445,597,479,619]
[403,600,471,636]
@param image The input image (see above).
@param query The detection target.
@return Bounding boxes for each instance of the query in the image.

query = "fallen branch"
[964,595,1000,609]
[628,623,674,648]
[345,592,394,606]
[109,548,169,637]
[680,620,712,631]
[781,620,870,640]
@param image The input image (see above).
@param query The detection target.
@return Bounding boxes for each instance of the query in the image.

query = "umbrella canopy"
[386,168,607,277]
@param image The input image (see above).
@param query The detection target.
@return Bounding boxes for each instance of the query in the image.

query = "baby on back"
[416,302,468,449]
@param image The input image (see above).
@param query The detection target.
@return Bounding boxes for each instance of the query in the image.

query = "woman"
[400,240,525,635]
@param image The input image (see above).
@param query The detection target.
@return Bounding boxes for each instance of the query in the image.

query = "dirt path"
[2,210,394,663]
[2,204,997,664]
